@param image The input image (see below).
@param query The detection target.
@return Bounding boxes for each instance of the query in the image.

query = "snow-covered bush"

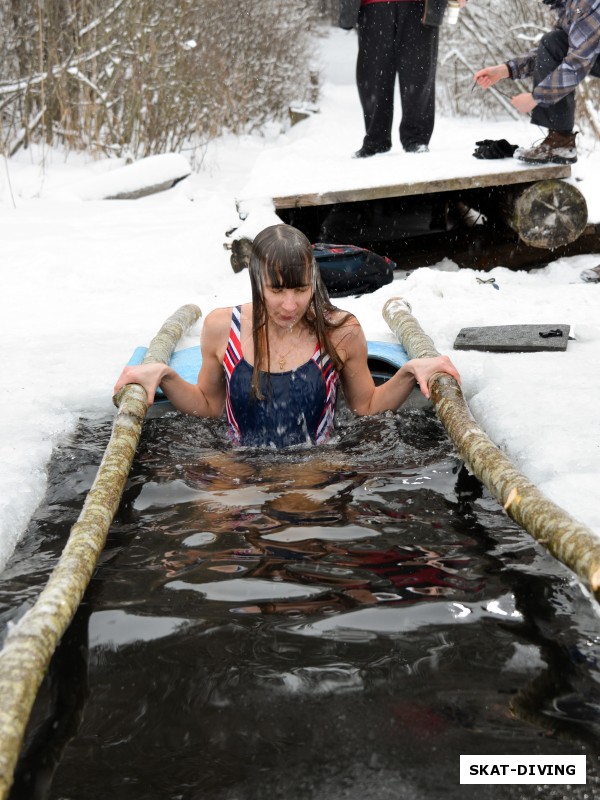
[1,0,597,157]
[0,0,321,159]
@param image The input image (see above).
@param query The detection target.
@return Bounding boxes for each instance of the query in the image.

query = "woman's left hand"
[406,356,461,400]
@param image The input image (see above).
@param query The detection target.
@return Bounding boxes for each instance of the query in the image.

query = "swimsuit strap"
[224,306,243,443]
[223,305,243,380]
[311,344,339,444]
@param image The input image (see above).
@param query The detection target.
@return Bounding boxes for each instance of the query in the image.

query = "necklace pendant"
[278,357,286,371]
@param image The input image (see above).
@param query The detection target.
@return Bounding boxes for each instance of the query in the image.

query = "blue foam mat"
[366,340,409,368]
[127,341,409,401]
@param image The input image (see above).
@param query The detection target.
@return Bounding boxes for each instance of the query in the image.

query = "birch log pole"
[0,303,201,800]
[383,297,600,601]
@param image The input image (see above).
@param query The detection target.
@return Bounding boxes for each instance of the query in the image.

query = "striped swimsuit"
[223,306,339,448]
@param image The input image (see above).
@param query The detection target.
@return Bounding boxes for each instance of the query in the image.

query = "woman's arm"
[113,308,229,417]
[335,318,461,416]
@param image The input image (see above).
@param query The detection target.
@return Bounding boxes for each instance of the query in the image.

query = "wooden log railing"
[0,303,201,800]
[382,297,600,600]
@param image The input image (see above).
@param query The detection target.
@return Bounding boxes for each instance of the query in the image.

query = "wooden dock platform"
[233,133,592,272]
[268,163,571,210]
[236,140,572,212]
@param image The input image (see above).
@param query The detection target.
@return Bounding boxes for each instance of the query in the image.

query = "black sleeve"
[423,0,449,27]
[339,0,361,29]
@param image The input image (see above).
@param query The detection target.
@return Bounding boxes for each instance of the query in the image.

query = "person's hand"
[511,92,537,114]
[113,363,168,405]
[474,64,509,89]
[405,356,461,400]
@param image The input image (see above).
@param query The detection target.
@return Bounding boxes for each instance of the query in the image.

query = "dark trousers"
[531,29,600,131]
[356,2,439,151]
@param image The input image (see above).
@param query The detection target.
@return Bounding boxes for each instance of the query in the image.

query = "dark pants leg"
[357,3,397,151]
[356,2,439,151]
[530,29,574,131]
[396,4,439,149]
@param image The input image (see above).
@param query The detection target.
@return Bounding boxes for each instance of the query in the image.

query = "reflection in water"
[2,409,600,800]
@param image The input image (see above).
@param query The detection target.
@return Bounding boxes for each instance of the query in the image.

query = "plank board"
[453,324,570,353]
[270,164,571,210]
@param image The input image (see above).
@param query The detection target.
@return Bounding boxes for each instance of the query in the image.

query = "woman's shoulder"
[204,303,250,327]
[327,308,361,336]
[202,304,244,344]
[327,308,365,358]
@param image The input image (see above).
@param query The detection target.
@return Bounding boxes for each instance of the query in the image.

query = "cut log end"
[503,179,588,249]
[230,237,253,273]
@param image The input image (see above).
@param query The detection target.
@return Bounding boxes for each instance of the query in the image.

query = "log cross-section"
[499,179,588,249]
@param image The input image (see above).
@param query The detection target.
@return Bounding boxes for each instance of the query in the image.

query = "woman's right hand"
[113,363,170,406]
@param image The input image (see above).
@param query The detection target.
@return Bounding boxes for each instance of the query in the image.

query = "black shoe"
[403,143,429,154]
[353,143,391,158]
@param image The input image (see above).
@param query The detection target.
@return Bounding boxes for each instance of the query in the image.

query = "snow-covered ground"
[1,27,599,574]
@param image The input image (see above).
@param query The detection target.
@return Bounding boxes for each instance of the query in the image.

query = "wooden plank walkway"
[236,131,573,213]
[270,163,571,209]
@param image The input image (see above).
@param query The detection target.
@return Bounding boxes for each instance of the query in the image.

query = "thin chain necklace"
[271,325,303,371]
[277,346,294,371]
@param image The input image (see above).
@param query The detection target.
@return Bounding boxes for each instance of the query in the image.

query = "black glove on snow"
[473,139,518,159]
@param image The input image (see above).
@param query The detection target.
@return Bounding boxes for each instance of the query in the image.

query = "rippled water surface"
[2,408,600,800]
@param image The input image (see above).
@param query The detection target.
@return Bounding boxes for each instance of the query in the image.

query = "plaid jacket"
[507,0,600,106]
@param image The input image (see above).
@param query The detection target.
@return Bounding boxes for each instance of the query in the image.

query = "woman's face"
[263,272,313,330]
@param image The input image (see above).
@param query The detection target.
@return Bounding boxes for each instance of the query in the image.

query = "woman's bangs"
[266,255,312,289]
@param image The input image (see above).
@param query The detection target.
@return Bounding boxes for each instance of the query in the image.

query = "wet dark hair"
[248,224,348,399]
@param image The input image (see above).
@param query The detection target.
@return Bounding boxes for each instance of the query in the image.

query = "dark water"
[2,408,600,800]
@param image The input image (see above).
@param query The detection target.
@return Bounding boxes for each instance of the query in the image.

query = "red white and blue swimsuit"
[223,306,339,448]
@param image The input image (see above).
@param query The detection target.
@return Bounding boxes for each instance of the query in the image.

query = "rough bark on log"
[498,179,588,249]
[382,297,600,601]
[0,303,201,800]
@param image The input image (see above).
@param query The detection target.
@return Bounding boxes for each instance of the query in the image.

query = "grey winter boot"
[517,129,578,165]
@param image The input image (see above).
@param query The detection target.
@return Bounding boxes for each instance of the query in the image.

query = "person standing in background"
[339,0,467,158]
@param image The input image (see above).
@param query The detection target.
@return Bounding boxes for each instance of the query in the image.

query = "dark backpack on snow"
[312,243,395,297]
